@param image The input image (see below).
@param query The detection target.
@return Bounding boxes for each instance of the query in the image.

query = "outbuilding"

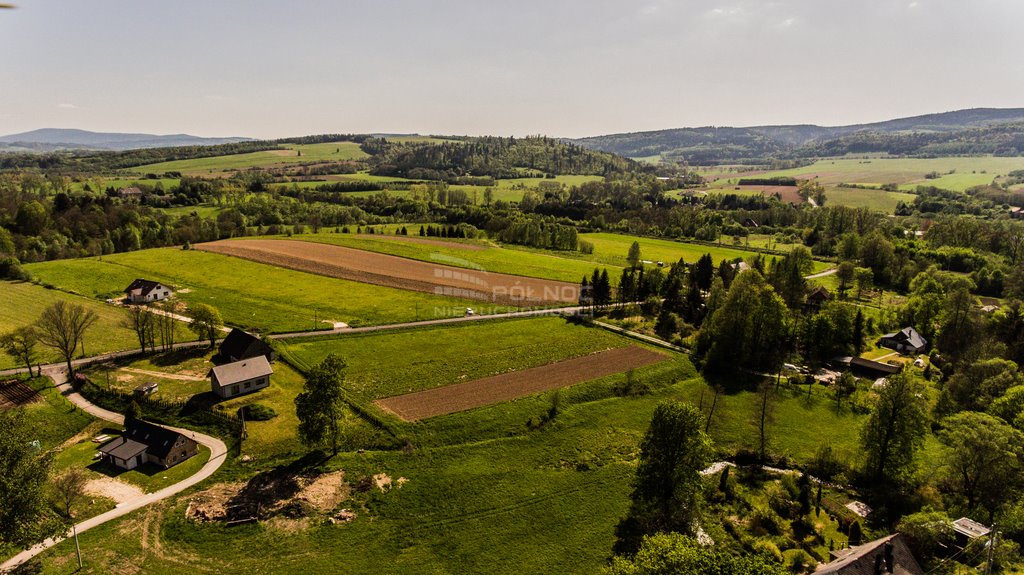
[210,355,273,399]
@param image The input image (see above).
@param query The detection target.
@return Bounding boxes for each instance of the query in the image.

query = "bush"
[0,256,30,281]
[752,539,784,563]
[242,403,278,421]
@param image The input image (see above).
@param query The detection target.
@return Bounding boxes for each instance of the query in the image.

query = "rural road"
[0,367,228,573]
[804,267,837,279]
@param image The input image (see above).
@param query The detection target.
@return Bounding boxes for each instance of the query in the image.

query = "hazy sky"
[1,0,1021,138]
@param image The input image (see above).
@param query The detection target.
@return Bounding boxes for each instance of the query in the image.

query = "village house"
[117,186,144,201]
[816,533,924,575]
[210,355,273,399]
[804,286,833,312]
[124,278,173,304]
[98,419,198,471]
[219,328,276,362]
[878,327,928,355]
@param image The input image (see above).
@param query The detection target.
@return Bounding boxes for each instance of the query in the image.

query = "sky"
[0,0,1022,139]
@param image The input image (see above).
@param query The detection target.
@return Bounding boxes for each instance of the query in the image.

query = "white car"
[465,308,475,316]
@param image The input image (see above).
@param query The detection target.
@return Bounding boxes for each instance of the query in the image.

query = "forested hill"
[572,108,1024,164]
[0,128,254,152]
[365,136,642,179]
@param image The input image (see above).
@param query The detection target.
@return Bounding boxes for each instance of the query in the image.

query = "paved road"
[0,366,228,573]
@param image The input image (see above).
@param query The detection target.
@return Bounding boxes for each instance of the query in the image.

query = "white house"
[124,278,173,304]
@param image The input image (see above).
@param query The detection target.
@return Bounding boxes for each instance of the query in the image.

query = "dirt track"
[375,346,668,421]
[196,239,579,306]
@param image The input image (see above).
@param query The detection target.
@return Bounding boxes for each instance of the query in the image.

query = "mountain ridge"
[0,128,253,151]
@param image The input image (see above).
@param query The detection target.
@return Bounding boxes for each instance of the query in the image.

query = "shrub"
[242,403,277,421]
[0,256,30,281]
[752,539,784,563]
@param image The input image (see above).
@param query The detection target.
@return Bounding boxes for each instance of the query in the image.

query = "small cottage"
[124,278,173,304]
[219,328,276,362]
[804,286,833,311]
[952,517,990,548]
[817,534,924,575]
[210,355,273,399]
[98,419,198,471]
[878,327,928,355]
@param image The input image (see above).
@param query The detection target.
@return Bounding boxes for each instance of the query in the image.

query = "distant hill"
[0,128,253,151]
[571,108,1024,164]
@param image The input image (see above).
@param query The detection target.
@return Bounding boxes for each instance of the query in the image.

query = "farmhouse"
[804,286,832,311]
[98,419,198,471]
[117,186,143,200]
[124,278,173,303]
[878,327,928,355]
[210,355,273,399]
[817,534,923,575]
[219,328,276,362]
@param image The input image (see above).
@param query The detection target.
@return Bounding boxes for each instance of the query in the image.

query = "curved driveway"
[0,366,227,573]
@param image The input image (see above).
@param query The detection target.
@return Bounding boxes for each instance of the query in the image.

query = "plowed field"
[196,239,579,306]
[375,346,668,420]
[0,379,41,409]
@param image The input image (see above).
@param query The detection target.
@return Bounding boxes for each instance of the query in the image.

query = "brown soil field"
[0,379,41,409]
[375,346,668,421]
[196,239,579,305]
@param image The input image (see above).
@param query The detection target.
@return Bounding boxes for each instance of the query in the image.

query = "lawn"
[24,248,493,333]
[80,347,216,402]
[130,142,370,176]
[54,436,211,494]
[0,280,160,370]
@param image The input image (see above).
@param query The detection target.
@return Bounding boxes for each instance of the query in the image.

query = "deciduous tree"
[0,409,62,548]
[36,301,98,376]
[188,303,222,348]
[0,326,41,376]
[295,354,348,455]
[861,371,929,485]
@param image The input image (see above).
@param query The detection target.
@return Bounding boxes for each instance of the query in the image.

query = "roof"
[134,382,158,392]
[124,278,166,296]
[816,534,923,575]
[952,517,990,539]
[219,328,274,361]
[807,286,833,302]
[210,355,273,388]
[122,419,191,459]
[880,327,927,349]
[98,437,149,460]
[850,357,902,375]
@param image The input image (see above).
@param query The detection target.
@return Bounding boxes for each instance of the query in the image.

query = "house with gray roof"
[816,533,923,575]
[98,419,198,471]
[878,327,928,355]
[209,355,273,399]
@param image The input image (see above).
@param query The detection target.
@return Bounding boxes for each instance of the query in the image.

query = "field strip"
[344,234,486,251]
[374,346,668,421]
[195,239,579,305]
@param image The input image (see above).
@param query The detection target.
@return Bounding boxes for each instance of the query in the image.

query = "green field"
[279,316,632,402]
[577,232,832,273]
[709,156,1024,192]
[131,142,370,176]
[284,233,609,283]
[24,248,495,334]
[0,281,164,370]
[269,174,604,202]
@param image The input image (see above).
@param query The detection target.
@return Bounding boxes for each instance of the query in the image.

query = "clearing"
[195,239,580,305]
[375,346,668,420]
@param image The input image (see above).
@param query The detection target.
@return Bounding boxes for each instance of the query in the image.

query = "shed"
[952,517,990,547]
[210,355,273,399]
[850,357,901,378]
[133,381,158,399]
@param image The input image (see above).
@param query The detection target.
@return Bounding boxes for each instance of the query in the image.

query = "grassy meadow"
[0,281,163,370]
[131,142,370,176]
[24,248,493,333]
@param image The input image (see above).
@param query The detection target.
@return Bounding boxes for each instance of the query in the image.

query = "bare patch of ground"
[120,367,204,381]
[186,471,350,523]
[375,346,668,421]
[195,239,578,305]
[0,379,41,409]
[85,477,145,505]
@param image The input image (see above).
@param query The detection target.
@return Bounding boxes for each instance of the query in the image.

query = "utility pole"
[984,524,997,575]
[73,522,82,569]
